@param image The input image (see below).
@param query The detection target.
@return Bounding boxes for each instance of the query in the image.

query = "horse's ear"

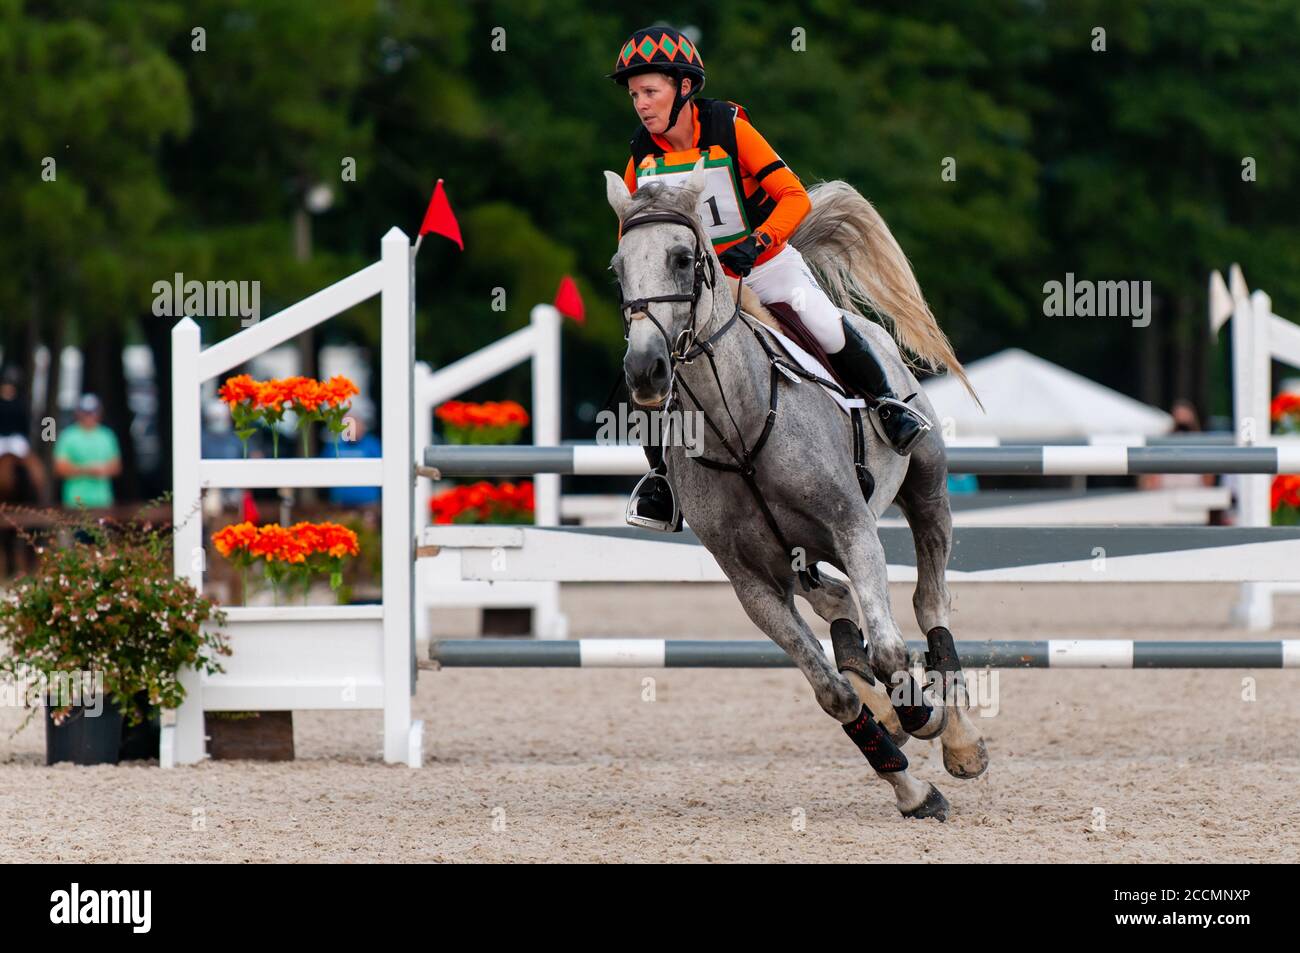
[604,170,632,220]
[684,156,707,196]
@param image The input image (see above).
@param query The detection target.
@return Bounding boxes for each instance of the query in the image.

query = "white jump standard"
[169,228,421,768]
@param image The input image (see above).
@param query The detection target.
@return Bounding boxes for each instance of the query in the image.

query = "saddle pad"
[752,320,866,417]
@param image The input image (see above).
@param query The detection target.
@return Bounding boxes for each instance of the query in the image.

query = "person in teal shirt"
[54,394,121,508]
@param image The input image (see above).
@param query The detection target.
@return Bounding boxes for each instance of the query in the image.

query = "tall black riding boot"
[625,441,683,532]
[826,316,932,456]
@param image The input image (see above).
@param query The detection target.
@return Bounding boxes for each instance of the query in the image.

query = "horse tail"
[789,180,981,407]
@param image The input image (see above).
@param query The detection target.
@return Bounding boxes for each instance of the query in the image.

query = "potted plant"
[0,505,230,765]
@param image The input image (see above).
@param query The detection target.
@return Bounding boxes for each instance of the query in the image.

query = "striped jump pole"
[430,639,1300,669]
[423,443,1300,477]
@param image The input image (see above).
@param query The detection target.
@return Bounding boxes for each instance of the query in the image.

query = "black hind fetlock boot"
[625,441,683,532]
[826,315,932,456]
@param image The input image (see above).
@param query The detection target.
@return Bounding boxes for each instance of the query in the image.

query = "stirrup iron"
[869,394,932,454]
[624,470,683,532]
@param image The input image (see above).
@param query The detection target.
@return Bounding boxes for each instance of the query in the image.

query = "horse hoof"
[900,783,949,822]
[943,738,990,780]
[909,703,948,741]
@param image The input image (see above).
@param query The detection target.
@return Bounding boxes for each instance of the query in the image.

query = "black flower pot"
[117,690,161,761]
[45,699,125,766]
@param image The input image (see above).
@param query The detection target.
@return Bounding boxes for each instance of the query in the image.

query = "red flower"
[1272,392,1300,425]
[1271,475,1300,511]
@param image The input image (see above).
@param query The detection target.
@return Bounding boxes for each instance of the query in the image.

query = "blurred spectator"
[324,409,380,506]
[0,365,47,507]
[0,365,29,453]
[1140,399,1217,524]
[1169,398,1202,434]
[53,394,121,508]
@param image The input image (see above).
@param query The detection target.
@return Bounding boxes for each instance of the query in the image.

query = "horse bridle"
[616,209,740,368]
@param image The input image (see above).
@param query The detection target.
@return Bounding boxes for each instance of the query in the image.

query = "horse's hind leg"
[895,443,989,780]
[798,576,908,745]
[833,523,950,749]
[730,572,945,819]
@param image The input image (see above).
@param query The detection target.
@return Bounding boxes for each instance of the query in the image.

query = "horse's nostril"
[653,357,667,379]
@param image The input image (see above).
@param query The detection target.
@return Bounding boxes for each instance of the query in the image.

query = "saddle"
[719,277,877,524]
[727,279,854,395]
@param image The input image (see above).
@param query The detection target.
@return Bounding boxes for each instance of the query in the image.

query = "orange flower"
[321,523,360,558]
[212,521,258,557]
[321,376,359,408]
[288,377,326,412]
[248,524,308,563]
[254,379,290,412]
[288,522,323,553]
[218,375,260,406]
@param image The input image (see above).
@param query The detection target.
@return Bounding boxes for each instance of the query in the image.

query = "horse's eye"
[674,254,691,269]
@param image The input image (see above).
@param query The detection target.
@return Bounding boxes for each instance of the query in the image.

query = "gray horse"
[605,162,988,820]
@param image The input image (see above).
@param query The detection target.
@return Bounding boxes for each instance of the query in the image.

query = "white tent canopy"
[921,348,1174,441]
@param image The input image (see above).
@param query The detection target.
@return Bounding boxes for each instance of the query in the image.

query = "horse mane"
[623,182,711,249]
[624,182,786,334]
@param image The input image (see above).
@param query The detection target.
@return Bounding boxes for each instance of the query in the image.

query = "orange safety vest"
[622,98,810,269]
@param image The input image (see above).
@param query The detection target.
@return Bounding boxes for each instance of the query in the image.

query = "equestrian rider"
[611,26,931,531]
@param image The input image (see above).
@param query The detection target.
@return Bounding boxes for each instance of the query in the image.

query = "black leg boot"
[625,441,683,532]
[826,315,932,456]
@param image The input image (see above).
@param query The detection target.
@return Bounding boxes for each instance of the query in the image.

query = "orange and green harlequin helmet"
[609,26,706,94]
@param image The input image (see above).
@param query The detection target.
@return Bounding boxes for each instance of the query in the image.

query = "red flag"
[553,275,585,323]
[241,489,260,525]
[418,179,464,250]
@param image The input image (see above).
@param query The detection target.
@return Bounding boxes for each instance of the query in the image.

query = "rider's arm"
[734,117,811,247]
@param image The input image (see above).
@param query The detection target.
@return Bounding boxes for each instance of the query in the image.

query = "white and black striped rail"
[430,639,1300,669]
[423,443,1300,477]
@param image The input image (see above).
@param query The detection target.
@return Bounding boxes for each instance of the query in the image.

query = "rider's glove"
[719,231,771,277]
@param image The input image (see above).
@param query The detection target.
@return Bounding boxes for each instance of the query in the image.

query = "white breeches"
[0,434,30,457]
[742,243,846,353]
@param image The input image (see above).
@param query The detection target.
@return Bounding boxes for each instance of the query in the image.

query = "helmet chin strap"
[665,76,691,133]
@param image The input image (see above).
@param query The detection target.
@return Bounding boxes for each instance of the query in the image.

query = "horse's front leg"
[797,574,909,746]
[727,569,945,820]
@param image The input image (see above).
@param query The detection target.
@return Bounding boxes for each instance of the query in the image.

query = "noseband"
[616,209,740,366]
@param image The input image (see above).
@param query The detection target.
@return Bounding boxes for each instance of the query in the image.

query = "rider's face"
[628,73,690,136]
